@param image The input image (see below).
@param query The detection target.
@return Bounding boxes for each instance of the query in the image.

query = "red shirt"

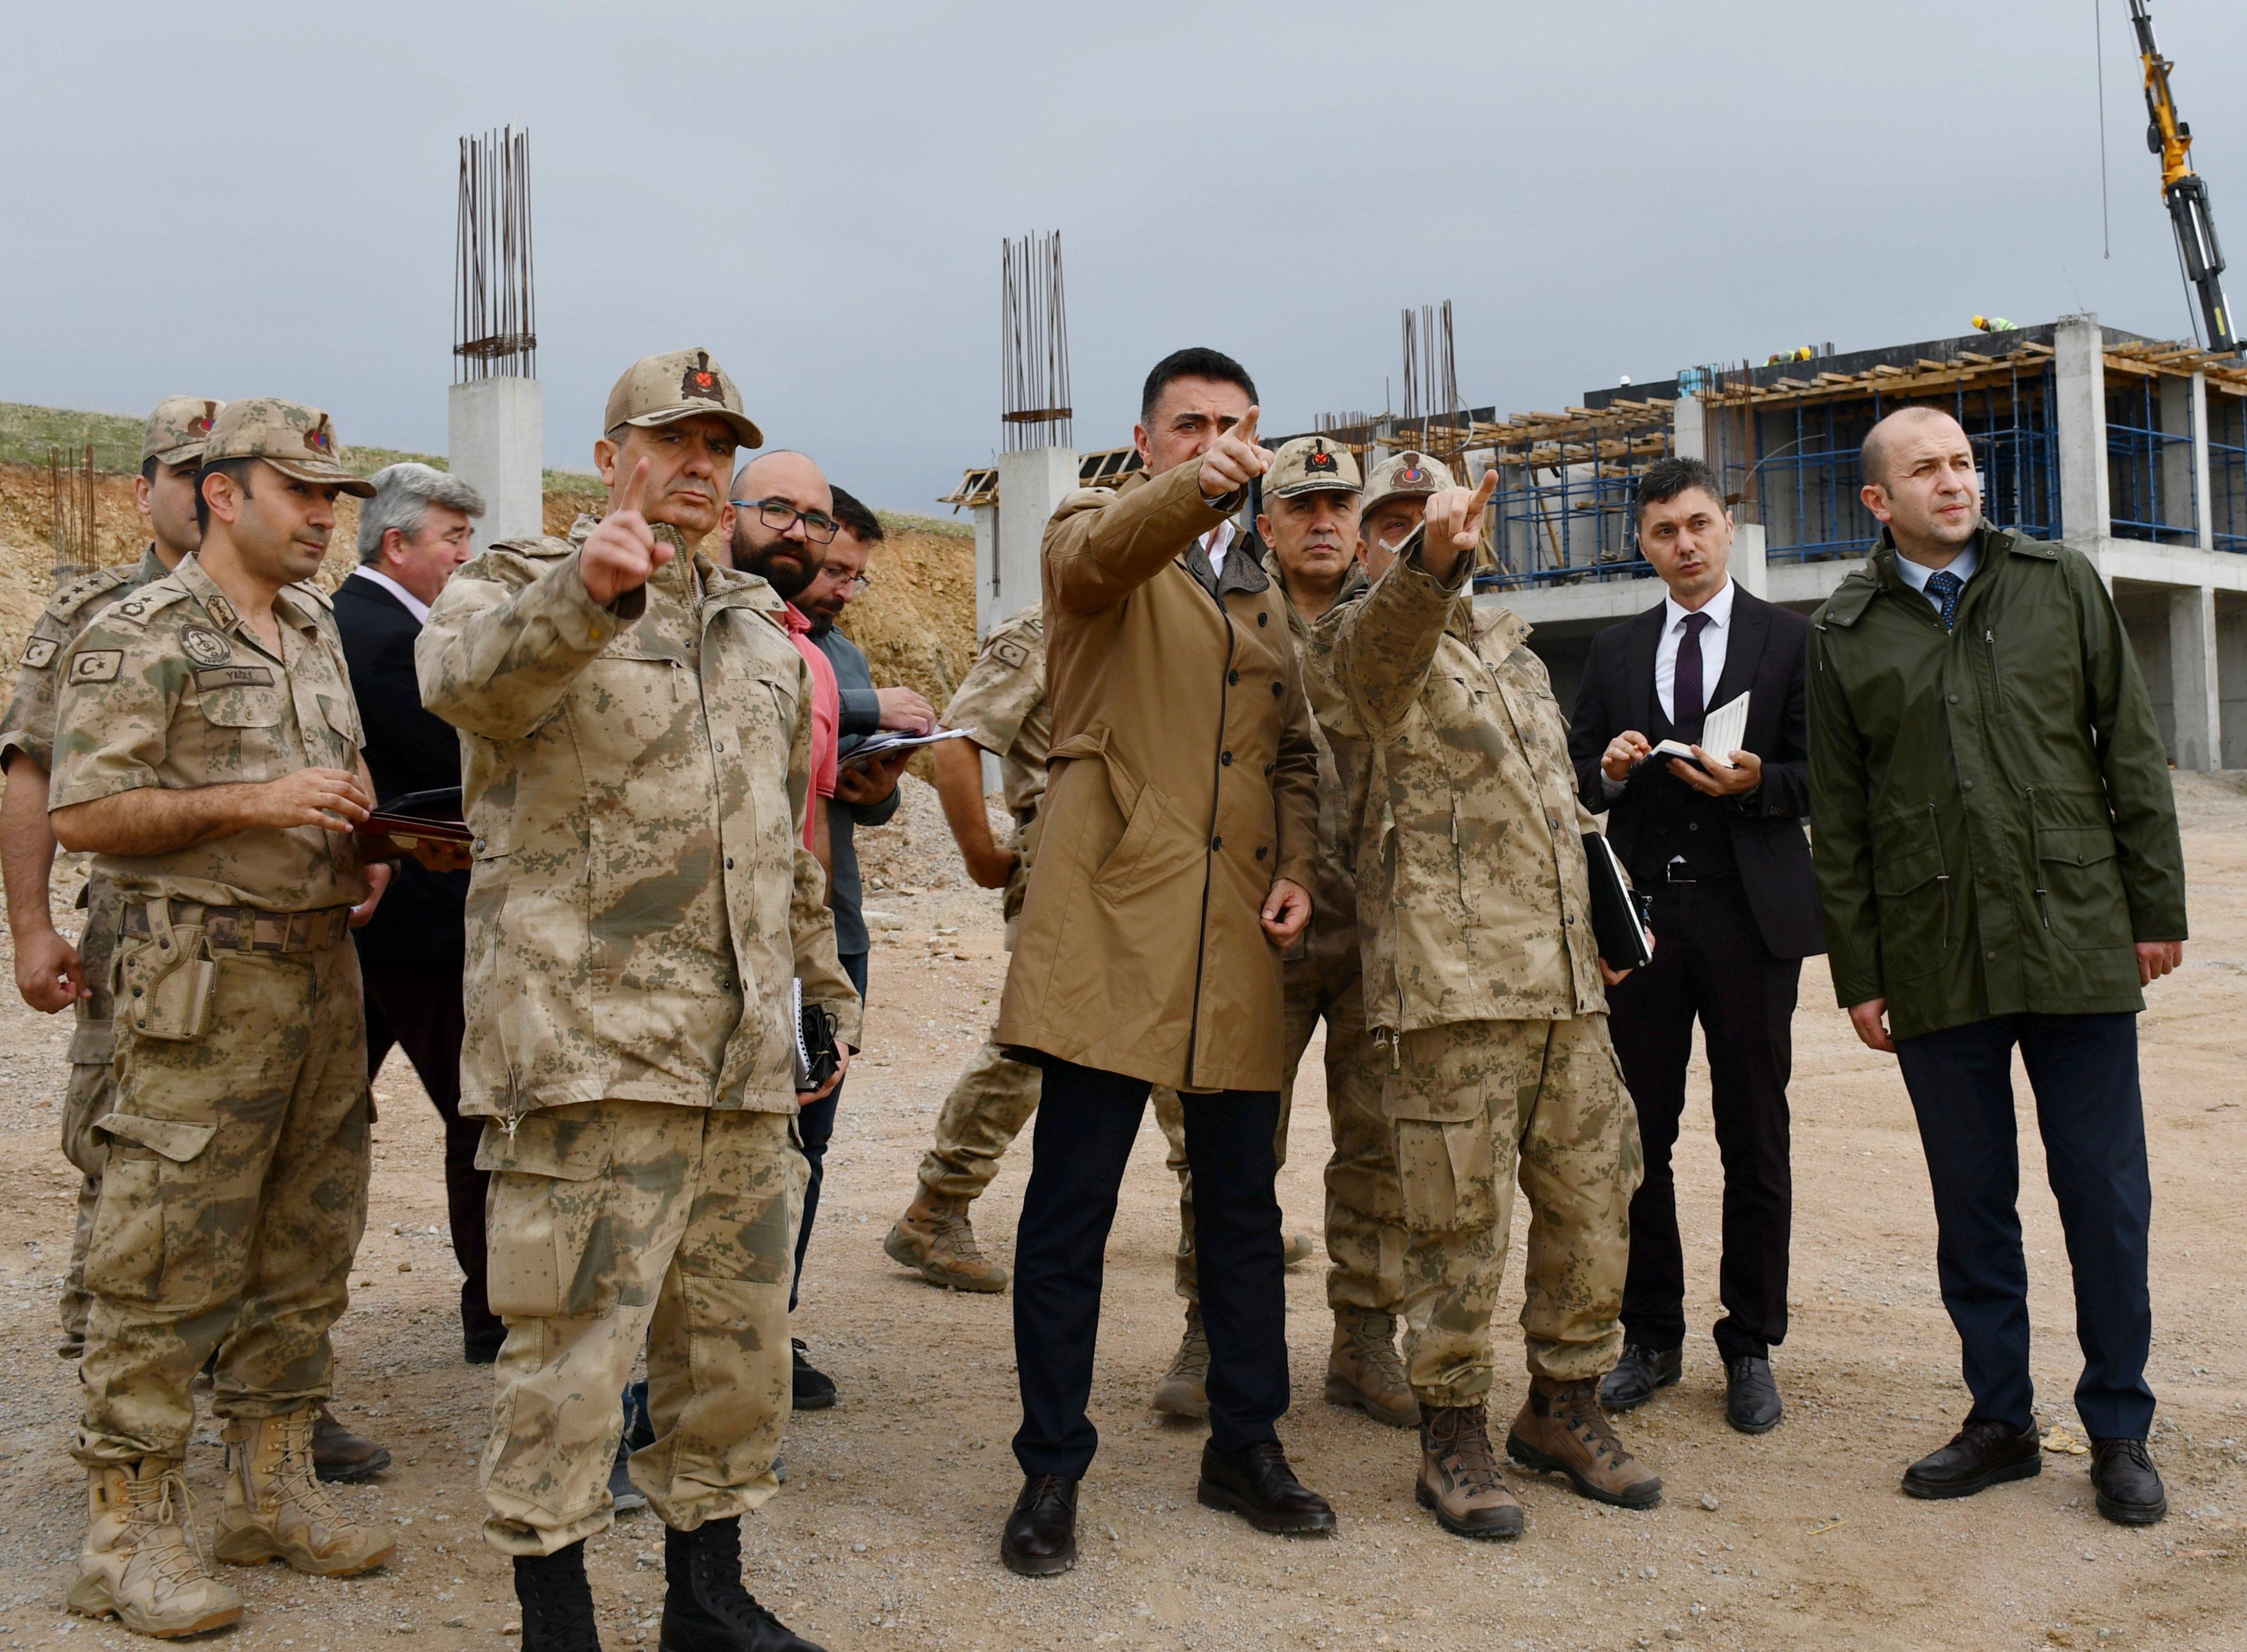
[784,602,839,851]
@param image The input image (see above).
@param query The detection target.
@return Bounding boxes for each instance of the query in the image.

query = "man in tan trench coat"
[992,348,1332,1578]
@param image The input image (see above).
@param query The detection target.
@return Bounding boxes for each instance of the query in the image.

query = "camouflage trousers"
[1386,1014,1641,1407]
[1157,951,1405,1315]
[76,939,370,1467]
[58,1048,118,1357]
[914,1036,1044,1202]
[478,1100,803,1556]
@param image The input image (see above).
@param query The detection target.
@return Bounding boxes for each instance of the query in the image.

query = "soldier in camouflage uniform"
[51,399,399,1638]
[881,603,1049,1292]
[1306,457,1661,1541]
[1145,438,1412,1429]
[3,398,210,1361]
[417,349,857,1652]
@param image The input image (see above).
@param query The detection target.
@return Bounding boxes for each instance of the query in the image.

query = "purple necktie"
[1675,612,1712,743]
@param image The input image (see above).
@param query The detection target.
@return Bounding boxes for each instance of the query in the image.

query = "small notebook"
[1652,691,1748,770]
[838,728,975,771]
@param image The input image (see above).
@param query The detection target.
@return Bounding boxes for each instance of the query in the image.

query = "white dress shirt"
[1891,541,1980,613]
[1654,575,1735,725]
[1200,519,1238,585]
[349,563,431,624]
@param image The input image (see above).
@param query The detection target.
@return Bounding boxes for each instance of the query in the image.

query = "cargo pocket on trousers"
[83,1113,219,1303]
[476,1114,616,1318]
[1392,1117,1497,1235]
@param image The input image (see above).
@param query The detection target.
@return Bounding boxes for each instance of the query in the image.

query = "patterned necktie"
[1674,610,1713,741]
[1924,569,1964,632]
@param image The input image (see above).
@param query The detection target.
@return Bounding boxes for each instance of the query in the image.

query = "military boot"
[1323,1310,1420,1428]
[1151,1306,1209,1421]
[1416,1406,1525,1539]
[1505,1376,1663,1510]
[882,1188,1009,1293]
[515,1541,602,1652]
[69,1459,243,1639]
[661,1515,825,1651]
[213,1408,396,1576]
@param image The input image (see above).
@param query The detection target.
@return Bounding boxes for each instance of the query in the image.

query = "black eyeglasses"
[730,498,839,544]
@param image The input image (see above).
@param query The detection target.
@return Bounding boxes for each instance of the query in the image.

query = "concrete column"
[2190,371,2216,551]
[447,378,544,551]
[969,503,998,637]
[983,446,1077,637]
[2170,584,2222,772]
[1730,520,1769,601]
[2054,313,2111,546]
[2159,374,2197,542]
[1673,392,1706,462]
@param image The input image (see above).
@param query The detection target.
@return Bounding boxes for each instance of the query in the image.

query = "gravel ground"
[0,778,2241,1651]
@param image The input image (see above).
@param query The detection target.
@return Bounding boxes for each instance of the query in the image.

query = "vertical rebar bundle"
[48,443,97,584]
[454,126,537,380]
[1399,301,1460,432]
[1001,232,1072,451]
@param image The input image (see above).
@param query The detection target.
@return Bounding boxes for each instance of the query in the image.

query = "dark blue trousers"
[1012,1060,1288,1479]
[1894,1011,2155,1441]
[791,949,867,1314]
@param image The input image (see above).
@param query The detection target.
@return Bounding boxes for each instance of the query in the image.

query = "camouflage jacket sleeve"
[50,613,182,810]
[1,569,133,775]
[416,543,649,742]
[1043,463,1235,616]
[1324,547,1466,735]
[783,643,863,1048]
[1271,625,1322,898]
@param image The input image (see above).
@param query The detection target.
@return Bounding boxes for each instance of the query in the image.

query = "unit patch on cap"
[681,351,725,404]
[1399,451,1426,484]
[189,411,213,435]
[178,625,233,666]
[304,427,332,455]
[1306,446,1339,475]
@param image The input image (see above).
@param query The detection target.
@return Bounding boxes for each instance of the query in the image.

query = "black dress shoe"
[1196,1440,1336,1536]
[2088,1438,2167,1526]
[465,1325,507,1366]
[791,1339,837,1411]
[1000,1475,1079,1577]
[1724,1356,1783,1434]
[1901,1419,2042,1500]
[661,1516,823,1650]
[1599,1344,1682,1412]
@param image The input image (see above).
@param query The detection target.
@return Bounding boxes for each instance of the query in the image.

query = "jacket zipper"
[1926,803,1951,948]
[2025,785,2051,929]
[1181,567,1237,1084]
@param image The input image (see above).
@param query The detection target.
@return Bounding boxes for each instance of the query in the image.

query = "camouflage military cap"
[1362,450,1455,516]
[1265,436,1362,500]
[603,348,764,449]
[143,397,221,468]
[200,398,376,497]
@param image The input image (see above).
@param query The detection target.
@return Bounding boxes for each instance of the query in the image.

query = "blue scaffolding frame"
[1478,417,1672,590]
[2211,391,2247,555]
[2105,376,2200,545]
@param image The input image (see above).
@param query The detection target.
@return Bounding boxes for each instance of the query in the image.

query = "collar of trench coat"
[995,461,1325,1094]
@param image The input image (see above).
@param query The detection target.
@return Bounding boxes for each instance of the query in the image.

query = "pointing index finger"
[616,457,651,521]
[1231,405,1261,450]
[1469,467,1500,514]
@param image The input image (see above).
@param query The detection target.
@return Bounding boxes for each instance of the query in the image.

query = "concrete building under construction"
[948,312,2247,772]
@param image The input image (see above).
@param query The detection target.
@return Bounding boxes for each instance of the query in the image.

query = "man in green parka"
[1806,405,2187,1527]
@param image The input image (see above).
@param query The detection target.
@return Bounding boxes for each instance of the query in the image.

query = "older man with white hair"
[334,462,495,1361]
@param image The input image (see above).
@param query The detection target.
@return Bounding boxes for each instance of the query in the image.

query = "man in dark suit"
[334,463,495,1362]
[1568,456,1823,1434]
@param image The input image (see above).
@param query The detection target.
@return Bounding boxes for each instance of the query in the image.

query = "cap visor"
[262,457,376,497]
[144,442,207,467]
[627,405,765,449]
[1267,479,1361,500]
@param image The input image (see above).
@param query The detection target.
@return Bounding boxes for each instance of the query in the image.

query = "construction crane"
[2127,0,2235,352]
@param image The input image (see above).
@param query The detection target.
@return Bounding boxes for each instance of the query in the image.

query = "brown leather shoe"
[1196,1440,1336,1536]
[1000,1475,1078,1577]
[1324,1310,1420,1428]
[1506,1376,1663,1509]
[311,1406,390,1484]
[1416,1406,1524,1539]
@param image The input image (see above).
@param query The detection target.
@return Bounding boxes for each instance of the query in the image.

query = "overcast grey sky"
[5,2,2242,511]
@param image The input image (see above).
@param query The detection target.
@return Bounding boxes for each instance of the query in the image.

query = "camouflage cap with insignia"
[1264,435,1363,500]
[603,348,764,449]
[143,397,221,468]
[200,398,376,497]
[1362,449,1455,515]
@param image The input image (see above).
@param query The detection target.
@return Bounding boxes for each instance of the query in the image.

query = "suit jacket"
[1568,584,1825,960]
[334,572,470,966]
